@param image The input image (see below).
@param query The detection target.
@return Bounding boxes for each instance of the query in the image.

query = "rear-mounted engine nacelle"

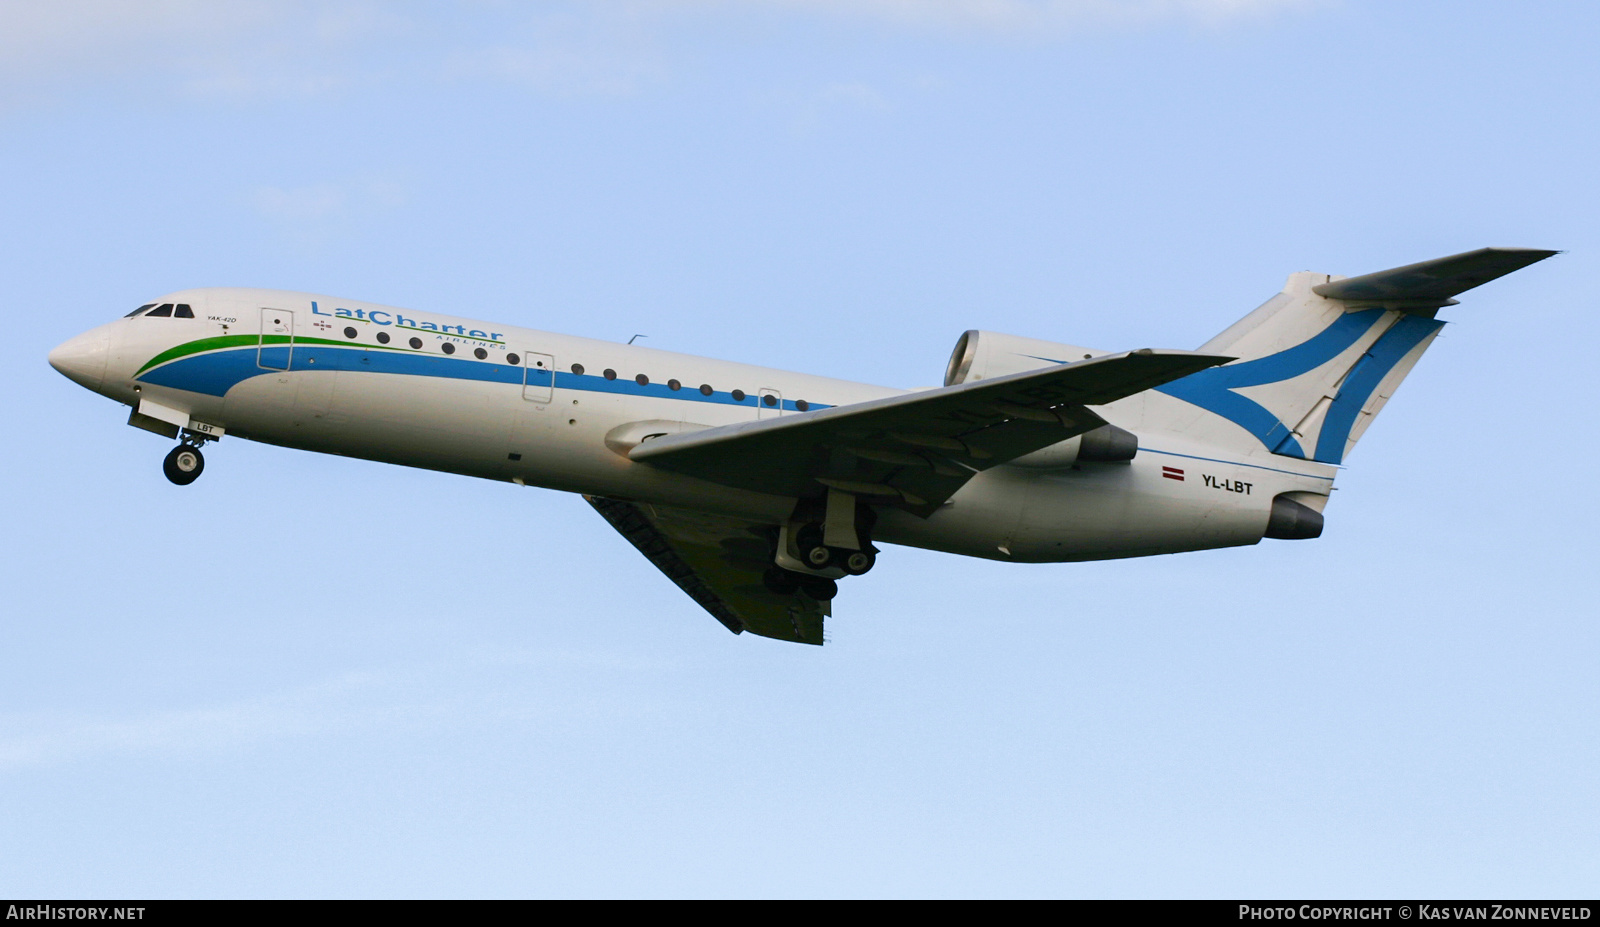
[944,330,1109,386]
[947,330,1138,468]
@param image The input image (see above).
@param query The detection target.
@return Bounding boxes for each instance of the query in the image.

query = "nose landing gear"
[162,431,213,485]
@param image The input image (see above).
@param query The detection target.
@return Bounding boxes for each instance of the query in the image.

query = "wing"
[630,348,1230,517]
[586,495,827,645]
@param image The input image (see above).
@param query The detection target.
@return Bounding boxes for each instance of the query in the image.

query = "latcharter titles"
[311,301,504,344]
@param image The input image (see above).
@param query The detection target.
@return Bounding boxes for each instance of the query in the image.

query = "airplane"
[47,247,1554,645]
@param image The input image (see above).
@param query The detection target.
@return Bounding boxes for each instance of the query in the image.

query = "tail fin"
[1154,247,1556,465]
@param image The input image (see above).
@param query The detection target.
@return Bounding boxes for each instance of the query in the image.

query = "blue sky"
[4,0,1597,898]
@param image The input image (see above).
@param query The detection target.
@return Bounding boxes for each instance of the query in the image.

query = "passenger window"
[762,393,778,407]
[441,342,456,355]
[377,332,391,344]
[572,363,585,375]
[795,400,810,411]
[507,353,521,365]
[635,374,649,386]
[668,379,681,391]
[147,303,174,318]
[603,368,617,380]
[344,327,359,339]
[125,304,155,318]
[409,337,423,349]
[475,348,488,360]
[731,389,746,402]
[175,304,194,318]
[699,384,713,396]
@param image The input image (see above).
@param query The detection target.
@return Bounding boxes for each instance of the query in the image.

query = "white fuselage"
[50,287,1339,563]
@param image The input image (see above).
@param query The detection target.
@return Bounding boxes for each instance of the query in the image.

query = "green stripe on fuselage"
[136,334,410,375]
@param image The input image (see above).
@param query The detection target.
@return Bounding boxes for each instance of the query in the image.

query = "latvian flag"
[1162,466,1185,481]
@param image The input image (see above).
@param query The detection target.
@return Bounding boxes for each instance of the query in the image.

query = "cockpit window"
[174,304,194,318]
[125,304,155,318]
[146,303,175,318]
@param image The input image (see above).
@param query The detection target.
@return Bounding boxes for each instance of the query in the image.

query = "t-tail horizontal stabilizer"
[1312,247,1559,310]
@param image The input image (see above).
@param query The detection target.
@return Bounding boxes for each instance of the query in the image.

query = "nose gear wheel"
[163,444,205,485]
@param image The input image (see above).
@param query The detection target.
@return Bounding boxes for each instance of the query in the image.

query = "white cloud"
[0,647,675,771]
[646,0,1315,34]
[0,0,275,68]
[441,42,660,97]
[787,81,894,134]
[818,82,891,112]
[249,173,410,249]
[0,672,382,770]
[254,183,349,223]
[0,0,1316,111]
[0,0,408,107]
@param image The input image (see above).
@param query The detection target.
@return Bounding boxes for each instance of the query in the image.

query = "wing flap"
[586,495,826,645]
[630,348,1229,515]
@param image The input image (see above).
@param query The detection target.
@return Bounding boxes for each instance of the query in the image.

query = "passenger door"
[258,308,293,370]
[523,351,555,404]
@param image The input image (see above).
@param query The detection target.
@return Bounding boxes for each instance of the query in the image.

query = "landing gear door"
[258,309,293,370]
[523,352,555,404]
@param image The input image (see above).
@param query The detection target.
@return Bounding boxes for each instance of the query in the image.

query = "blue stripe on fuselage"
[136,344,831,412]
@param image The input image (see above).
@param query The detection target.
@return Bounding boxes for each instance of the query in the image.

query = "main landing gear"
[162,433,212,486]
[794,523,877,576]
[762,492,880,601]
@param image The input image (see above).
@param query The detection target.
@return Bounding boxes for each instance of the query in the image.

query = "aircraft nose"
[48,330,110,391]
